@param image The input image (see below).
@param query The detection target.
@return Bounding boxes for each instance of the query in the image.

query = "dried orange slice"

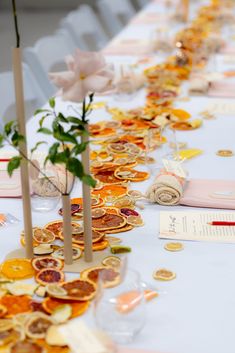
[115,167,149,182]
[36,339,69,353]
[80,266,120,288]
[10,340,44,353]
[91,208,106,219]
[54,279,96,301]
[32,257,64,272]
[153,269,176,281]
[0,259,35,280]
[0,328,21,348]
[25,313,53,339]
[42,297,89,318]
[172,108,191,121]
[35,268,65,286]
[113,196,135,208]
[92,213,126,231]
[44,220,79,239]
[75,240,109,252]
[105,224,134,234]
[70,230,105,245]
[33,228,55,244]
[0,295,32,317]
[0,305,7,319]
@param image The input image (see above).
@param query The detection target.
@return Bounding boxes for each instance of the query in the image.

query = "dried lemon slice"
[51,304,72,324]
[46,283,67,298]
[0,319,14,332]
[46,325,68,346]
[126,215,144,227]
[92,208,106,219]
[164,242,184,252]
[102,256,121,269]
[105,236,122,245]
[153,269,176,281]
[6,283,38,296]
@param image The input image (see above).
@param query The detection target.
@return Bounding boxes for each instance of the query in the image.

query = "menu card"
[159,211,235,243]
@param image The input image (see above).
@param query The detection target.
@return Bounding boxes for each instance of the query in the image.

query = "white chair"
[97,0,136,36]
[131,0,149,9]
[61,5,109,51]
[23,30,76,98]
[0,64,47,124]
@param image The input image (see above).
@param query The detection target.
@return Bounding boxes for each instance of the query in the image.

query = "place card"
[159,211,235,243]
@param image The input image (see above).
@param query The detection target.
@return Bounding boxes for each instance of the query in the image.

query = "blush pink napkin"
[208,81,235,98]
[180,179,235,209]
[103,40,153,56]
[220,45,235,55]
[0,169,22,198]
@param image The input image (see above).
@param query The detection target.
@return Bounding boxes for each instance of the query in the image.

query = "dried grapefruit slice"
[35,269,65,286]
[42,297,89,318]
[105,224,133,234]
[33,228,55,244]
[0,259,35,280]
[44,220,79,239]
[0,295,32,317]
[80,266,120,288]
[25,313,53,339]
[32,257,63,272]
[10,340,44,353]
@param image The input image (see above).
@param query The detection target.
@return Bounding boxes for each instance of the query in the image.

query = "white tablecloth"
[1,1,235,353]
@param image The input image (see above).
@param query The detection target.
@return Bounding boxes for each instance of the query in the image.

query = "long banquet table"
[1,1,235,353]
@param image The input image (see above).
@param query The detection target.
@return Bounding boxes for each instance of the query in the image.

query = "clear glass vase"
[94,269,146,345]
[30,162,61,212]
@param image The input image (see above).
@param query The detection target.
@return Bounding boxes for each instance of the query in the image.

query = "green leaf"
[38,127,53,135]
[34,108,51,116]
[72,142,89,155]
[39,114,51,127]
[47,142,60,163]
[49,97,55,109]
[53,130,77,144]
[7,156,21,176]
[67,116,85,125]
[30,141,47,155]
[4,121,15,136]
[11,131,25,147]
[82,174,97,188]
[57,113,68,123]
[66,158,84,179]
[0,134,4,148]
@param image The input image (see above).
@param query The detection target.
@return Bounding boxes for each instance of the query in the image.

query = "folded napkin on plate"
[208,80,235,98]
[189,77,209,95]
[180,179,235,209]
[146,171,185,205]
[103,40,154,56]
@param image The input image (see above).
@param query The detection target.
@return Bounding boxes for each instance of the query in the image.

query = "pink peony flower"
[49,48,114,102]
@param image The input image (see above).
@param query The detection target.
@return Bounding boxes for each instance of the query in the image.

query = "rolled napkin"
[146,171,185,205]
[189,76,209,95]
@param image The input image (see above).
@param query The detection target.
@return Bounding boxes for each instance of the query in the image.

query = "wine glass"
[114,65,137,102]
[94,268,146,344]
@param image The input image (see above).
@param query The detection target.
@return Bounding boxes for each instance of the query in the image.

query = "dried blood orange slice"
[0,259,35,280]
[0,295,32,317]
[35,268,65,286]
[58,204,81,216]
[10,340,44,353]
[32,257,63,272]
[42,297,89,318]
[75,240,109,252]
[54,279,96,301]
[33,228,55,244]
[92,184,127,200]
[44,220,79,239]
[80,266,120,288]
[92,213,126,231]
[119,208,139,217]
[25,313,53,339]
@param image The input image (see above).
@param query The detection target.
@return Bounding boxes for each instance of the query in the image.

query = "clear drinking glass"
[94,268,146,344]
[30,162,61,212]
[114,65,137,102]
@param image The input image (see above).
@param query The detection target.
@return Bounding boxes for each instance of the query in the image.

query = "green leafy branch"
[34,96,96,194]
